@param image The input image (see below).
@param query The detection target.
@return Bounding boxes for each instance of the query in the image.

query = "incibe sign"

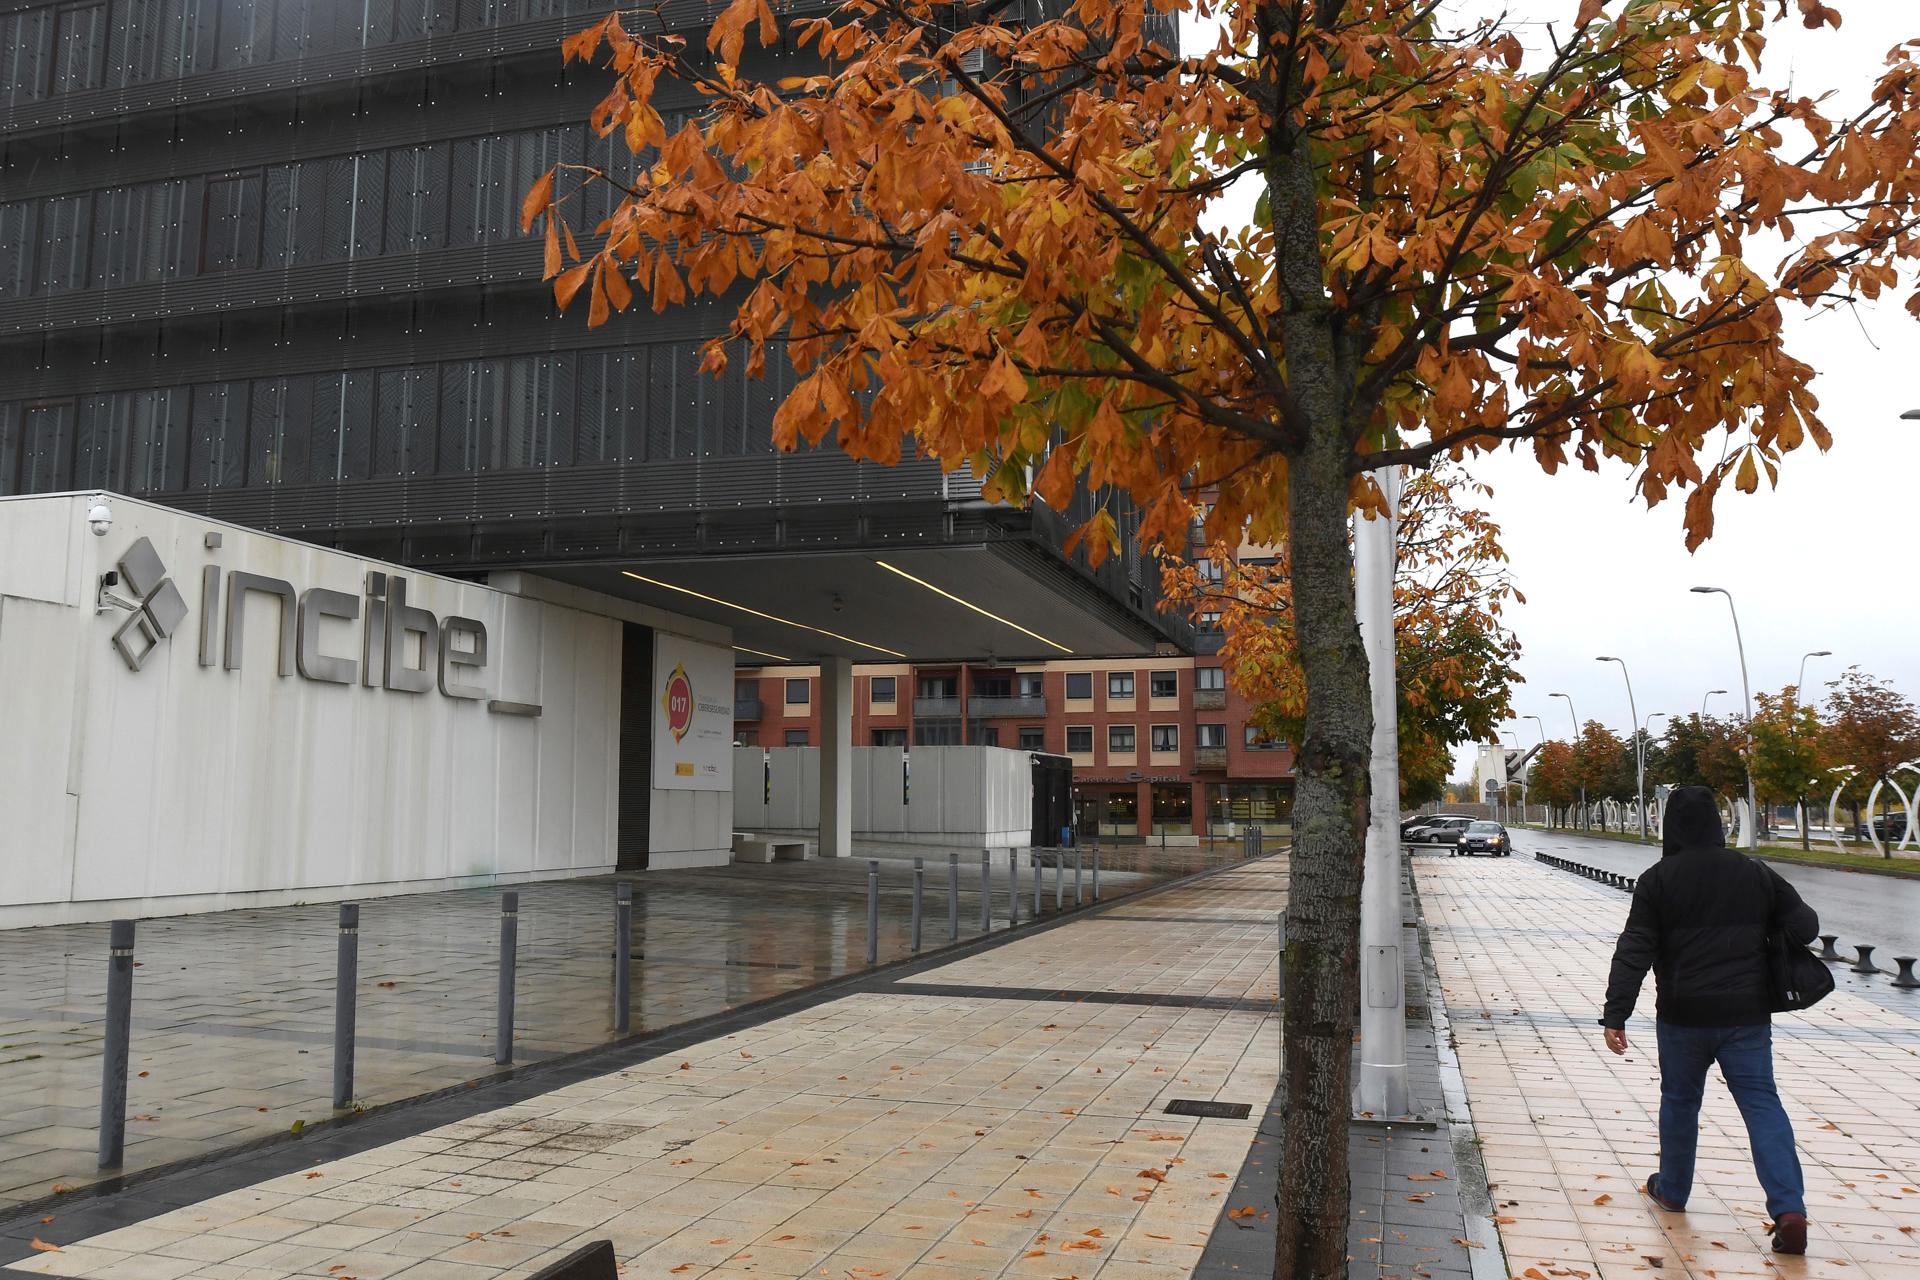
[109,536,489,699]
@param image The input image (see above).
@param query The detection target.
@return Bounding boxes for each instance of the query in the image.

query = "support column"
[819,655,854,859]
[1354,466,1409,1119]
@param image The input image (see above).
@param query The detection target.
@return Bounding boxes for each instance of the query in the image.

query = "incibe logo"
[105,536,489,699]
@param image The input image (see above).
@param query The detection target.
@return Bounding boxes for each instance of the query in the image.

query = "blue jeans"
[1655,1020,1805,1219]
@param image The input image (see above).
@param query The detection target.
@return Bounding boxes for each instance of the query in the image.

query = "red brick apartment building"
[733,657,1295,839]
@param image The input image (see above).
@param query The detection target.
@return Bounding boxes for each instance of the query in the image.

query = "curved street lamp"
[1702,688,1728,718]
[1598,656,1646,838]
[1798,650,1832,701]
[1692,586,1758,850]
[1550,692,1585,828]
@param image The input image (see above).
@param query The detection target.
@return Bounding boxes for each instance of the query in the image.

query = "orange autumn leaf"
[29,1239,60,1253]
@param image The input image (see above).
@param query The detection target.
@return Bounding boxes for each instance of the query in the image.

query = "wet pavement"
[1502,827,1920,970]
[0,846,1234,1215]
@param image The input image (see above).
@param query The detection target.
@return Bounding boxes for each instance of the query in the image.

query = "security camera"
[86,497,112,537]
[831,594,845,613]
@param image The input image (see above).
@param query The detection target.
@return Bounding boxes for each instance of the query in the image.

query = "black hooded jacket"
[1601,787,1819,1029]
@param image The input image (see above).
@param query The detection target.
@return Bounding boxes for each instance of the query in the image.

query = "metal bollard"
[1033,851,1044,918]
[1010,848,1020,925]
[1892,958,1920,990]
[613,882,632,1035]
[1818,935,1843,961]
[866,860,880,965]
[97,920,135,1169]
[911,858,924,953]
[1851,944,1882,975]
[1054,850,1064,910]
[1092,846,1101,900]
[495,892,518,1066]
[1074,847,1084,905]
[333,903,359,1109]
[981,851,992,933]
[948,852,960,943]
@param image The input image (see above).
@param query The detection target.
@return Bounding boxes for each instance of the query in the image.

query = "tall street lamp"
[1692,586,1759,850]
[1797,650,1832,701]
[1525,714,1547,746]
[1523,715,1547,827]
[1550,692,1584,829]
[1598,656,1646,838]
[1701,688,1727,718]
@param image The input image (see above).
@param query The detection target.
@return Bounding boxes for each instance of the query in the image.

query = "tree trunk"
[1799,795,1810,852]
[1272,419,1372,1280]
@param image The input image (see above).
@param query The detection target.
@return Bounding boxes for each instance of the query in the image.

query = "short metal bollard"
[1892,957,1920,990]
[981,851,993,933]
[1054,851,1064,910]
[97,919,135,1169]
[613,883,632,1035]
[1010,848,1021,925]
[333,903,359,1109]
[1092,846,1101,900]
[1074,848,1084,905]
[495,891,519,1065]
[1851,944,1882,975]
[866,860,881,965]
[911,858,924,953]
[948,852,960,943]
[1032,851,1044,918]
[1818,935,1843,961]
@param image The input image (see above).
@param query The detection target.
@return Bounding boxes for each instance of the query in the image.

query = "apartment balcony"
[1193,689,1226,711]
[914,696,966,717]
[1195,746,1229,772]
[967,694,1048,718]
[735,697,764,721]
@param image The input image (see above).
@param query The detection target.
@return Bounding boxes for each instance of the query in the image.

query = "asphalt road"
[1501,826,1920,967]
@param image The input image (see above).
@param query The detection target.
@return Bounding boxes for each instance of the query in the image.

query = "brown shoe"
[1772,1212,1808,1255]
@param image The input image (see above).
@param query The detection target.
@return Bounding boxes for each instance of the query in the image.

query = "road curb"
[1509,825,1920,881]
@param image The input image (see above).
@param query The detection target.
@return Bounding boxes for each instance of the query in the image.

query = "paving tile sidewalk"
[3,858,1288,1280]
[1416,853,1920,1280]
[0,849,1225,1214]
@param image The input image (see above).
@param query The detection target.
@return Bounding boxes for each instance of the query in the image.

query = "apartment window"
[785,729,810,746]
[785,677,810,705]
[734,678,759,700]
[977,726,999,747]
[1199,611,1223,633]
[871,676,896,704]
[918,675,958,698]
[1065,672,1093,700]
[974,673,1013,697]
[1109,725,1137,753]
[1197,667,1226,691]
[1197,723,1227,748]
[1018,726,1045,750]
[1151,725,1179,753]
[1066,726,1094,754]
[1150,671,1178,699]
[1017,673,1044,698]
[872,728,907,746]
[1245,726,1288,750]
[735,730,757,746]
[1108,672,1135,698]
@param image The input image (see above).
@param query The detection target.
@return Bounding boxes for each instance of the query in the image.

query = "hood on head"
[1662,785,1726,855]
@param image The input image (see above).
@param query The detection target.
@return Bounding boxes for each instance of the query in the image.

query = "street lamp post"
[1500,731,1520,825]
[1797,650,1832,701]
[1701,688,1727,719]
[1524,715,1547,829]
[1598,657,1646,838]
[1550,692,1583,829]
[1692,587,1758,850]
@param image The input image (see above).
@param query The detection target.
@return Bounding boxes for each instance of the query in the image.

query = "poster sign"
[652,633,733,790]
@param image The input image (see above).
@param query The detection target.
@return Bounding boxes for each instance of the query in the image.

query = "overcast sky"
[1178,3,1920,770]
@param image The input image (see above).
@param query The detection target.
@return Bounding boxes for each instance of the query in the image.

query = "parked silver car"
[1403,815,1476,847]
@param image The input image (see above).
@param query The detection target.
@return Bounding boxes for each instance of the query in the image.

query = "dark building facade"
[0,0,1182,672]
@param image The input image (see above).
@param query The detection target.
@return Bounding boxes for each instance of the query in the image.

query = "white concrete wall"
[0,494,732,925]
[734,745,1032,848]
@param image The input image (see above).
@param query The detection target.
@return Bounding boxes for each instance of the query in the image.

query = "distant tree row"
[1524,668,1920,852]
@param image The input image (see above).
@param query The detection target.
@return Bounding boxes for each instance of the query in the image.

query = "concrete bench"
[732,833,812,863]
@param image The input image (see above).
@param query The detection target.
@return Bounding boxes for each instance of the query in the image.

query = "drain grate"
[1164,1098,1253,1120]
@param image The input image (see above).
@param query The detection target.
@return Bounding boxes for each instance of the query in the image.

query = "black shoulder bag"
[1766,867,1833,1013]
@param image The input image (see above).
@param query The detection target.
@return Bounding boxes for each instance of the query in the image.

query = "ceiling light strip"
[734,645,791,662]
[621,572,907,658]
[872,560,1073,655]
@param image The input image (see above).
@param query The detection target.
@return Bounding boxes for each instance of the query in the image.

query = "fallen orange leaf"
[1592,1194,1612,1206]
[29,1239,60,1253]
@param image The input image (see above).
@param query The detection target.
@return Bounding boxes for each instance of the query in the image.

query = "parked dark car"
[1859,812,1915,844]
[1405,815,1476,846]
[1454,820,1511,857]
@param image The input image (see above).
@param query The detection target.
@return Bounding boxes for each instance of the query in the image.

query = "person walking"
[1599,785,1819,1255]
